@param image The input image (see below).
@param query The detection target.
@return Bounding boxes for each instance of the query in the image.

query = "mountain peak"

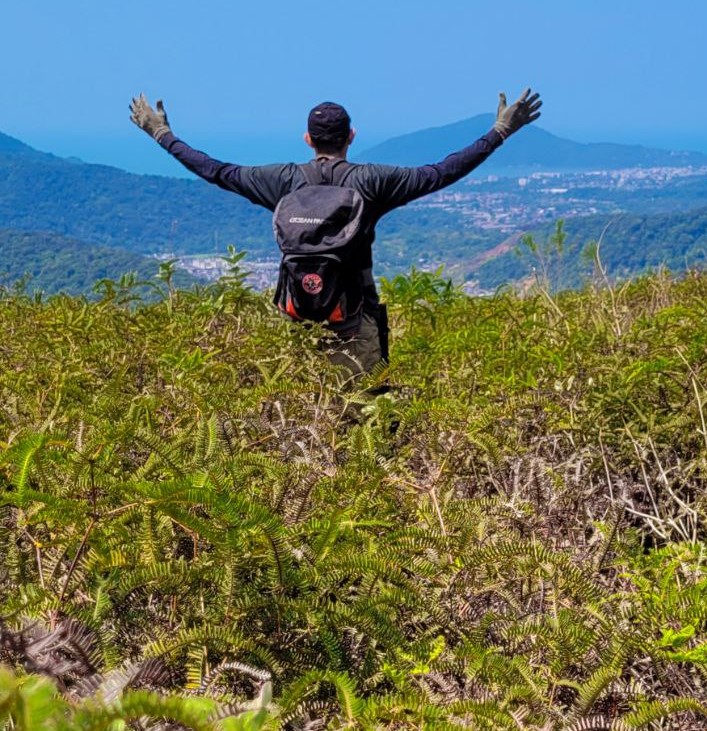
[0,131,38,155]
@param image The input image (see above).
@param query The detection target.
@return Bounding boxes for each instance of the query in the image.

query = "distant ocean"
[19,132,377,178]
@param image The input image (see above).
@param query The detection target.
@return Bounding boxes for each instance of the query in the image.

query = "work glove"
[129,93,171,142]
[493,88,542,139]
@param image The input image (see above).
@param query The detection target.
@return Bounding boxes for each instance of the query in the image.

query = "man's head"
[305,101,355,157]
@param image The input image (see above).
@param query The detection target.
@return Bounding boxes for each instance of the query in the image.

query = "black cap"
[307,102,351,142]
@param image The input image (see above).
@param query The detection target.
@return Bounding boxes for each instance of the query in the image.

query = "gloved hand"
[493,88,542,139]
[129,93,171,142]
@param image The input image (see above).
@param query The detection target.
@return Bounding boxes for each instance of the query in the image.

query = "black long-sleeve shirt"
[158,129,504,319]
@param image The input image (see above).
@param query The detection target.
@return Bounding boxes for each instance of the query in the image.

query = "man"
[130,90,541,374]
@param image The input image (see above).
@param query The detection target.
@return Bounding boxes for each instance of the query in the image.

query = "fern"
[2,269,707,726]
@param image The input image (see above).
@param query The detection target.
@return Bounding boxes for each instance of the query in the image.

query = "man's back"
[129,91,542,372]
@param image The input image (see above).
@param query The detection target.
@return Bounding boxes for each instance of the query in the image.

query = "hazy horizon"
[7,121,707,180]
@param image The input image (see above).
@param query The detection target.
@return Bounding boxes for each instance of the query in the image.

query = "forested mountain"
[2,124,706,266]
[0,131,271,256]
[0,228,196,294]
[475,206,707,289]
[356,114,707,172]
[0,131,45,156]
[0,129,516,282]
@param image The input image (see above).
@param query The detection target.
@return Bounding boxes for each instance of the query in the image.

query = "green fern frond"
[145,625,281,675]
[623,697,707,728]
[132,429,187,480]
[117,558,196,596]
[194,413,219,468]
[445,699,526,730]
[571,665,620,717]
[280,669,363,725]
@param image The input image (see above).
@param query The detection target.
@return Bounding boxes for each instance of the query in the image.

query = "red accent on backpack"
[285,297,302,320]
[327,302,345,323]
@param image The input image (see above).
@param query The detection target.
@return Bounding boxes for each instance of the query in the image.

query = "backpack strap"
[299,161,325,186]
[300,159,350,187]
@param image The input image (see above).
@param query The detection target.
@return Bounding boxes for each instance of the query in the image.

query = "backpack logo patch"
[302,273,324,294]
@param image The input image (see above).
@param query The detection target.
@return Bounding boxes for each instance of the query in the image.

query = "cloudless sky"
[2,0,707,175]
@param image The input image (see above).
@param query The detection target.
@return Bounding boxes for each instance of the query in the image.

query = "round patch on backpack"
[302,273,324,295]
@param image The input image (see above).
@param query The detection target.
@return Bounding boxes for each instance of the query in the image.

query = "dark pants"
[325,311,385,376]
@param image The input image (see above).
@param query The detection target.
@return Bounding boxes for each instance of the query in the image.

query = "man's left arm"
[368,129,504,210]
[371,89,542,211]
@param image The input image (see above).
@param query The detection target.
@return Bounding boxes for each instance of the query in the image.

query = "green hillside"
[0,134,272,256]
[1,270,706,728]
[0,228,197,295]
[475,208,707,289]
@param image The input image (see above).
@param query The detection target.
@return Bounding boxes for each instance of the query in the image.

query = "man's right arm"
[159,133,296,211]
[157,132,238,186]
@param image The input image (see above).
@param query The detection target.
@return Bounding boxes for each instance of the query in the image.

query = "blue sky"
[3,0,707,175]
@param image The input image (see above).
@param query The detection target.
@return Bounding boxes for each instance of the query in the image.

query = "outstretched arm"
[129,94,293,210]
[370,89,542,212]
[129,93,241,185]
[129,93,245,188]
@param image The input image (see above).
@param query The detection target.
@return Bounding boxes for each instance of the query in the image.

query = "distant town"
[414,165,707,232]
[160,254,281,290]
[168,164,707,288]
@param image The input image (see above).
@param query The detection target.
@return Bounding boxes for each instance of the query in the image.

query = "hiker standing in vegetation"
[130,90,541,374]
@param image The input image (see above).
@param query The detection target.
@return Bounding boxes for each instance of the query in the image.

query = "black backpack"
[273,161,366,325]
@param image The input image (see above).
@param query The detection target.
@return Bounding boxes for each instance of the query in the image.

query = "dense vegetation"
[0,140,271,256]
[476,210,707,290]
[1,262,705,729]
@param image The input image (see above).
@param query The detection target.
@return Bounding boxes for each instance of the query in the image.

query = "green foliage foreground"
[1,268,706,730]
